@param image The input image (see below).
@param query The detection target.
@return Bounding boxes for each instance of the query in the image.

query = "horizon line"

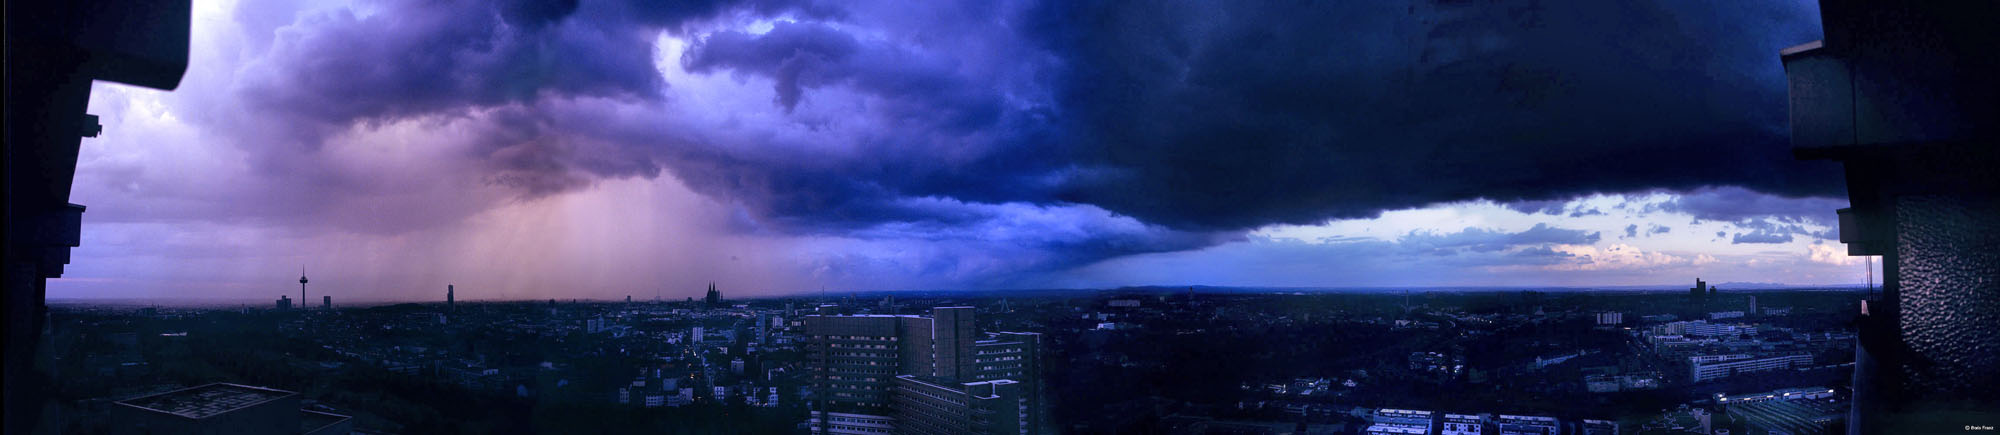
[48,283,1870,306]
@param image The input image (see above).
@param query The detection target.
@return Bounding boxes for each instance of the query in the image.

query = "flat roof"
[301,409,352,432]
[1780,40,1825,58]
[116,383,296,419]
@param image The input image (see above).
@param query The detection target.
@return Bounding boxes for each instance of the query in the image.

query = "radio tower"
[1866,256,1875,300]
[298,266,309,309]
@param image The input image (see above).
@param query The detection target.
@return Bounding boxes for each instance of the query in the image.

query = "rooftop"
[115,383,296,419]
[301,409,352,433]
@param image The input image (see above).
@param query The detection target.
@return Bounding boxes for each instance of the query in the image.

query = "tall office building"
[1595,312,1623,325]
[275,296,291,310]
[322,295,331,311]
[1780,5,2000,429]
[446,285,455,311]
[759,314,774,345]
[805,307,1044,435]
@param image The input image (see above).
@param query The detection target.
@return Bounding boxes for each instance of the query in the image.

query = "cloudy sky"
[53,0,1875,301]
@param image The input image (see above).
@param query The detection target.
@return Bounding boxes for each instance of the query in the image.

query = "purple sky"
[52,0,1876,301]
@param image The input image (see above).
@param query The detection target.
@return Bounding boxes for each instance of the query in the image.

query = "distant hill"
[1715,282,1817,290]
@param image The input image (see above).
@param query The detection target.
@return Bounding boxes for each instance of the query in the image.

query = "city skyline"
[49,0,1874,302]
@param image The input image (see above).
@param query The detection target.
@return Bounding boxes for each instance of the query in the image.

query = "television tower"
[1866,256,1875,300]
[298,267,308,309]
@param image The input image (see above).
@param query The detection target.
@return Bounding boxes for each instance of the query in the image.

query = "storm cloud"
[1028,0,1838,230]
[63,0,1862,296]
[229,0,1837,228]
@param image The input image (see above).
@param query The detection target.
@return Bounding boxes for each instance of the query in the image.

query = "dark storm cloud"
[197,0,1847,284]
[237,0,1837,230]
[1026,0,1837,229]
[201,0,853,234]
[681,20,1005,125]
[240,0,662,135]
[227,0,839,198]
[1657,186,1846,223]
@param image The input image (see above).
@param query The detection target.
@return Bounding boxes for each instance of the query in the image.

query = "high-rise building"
[1780,5,2000,429]
[759,314,774,345]
[446,285,455,311]
[1747,295,1757,315]
[275,295,291,310]
[805,307,1044,435]
[1595,312,1623,325]
[893,377,1025,435]
[1689,278,1707,299]
[322,295,331,310]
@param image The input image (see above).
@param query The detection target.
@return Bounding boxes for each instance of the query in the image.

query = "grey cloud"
[1732,230,1794,244]
[1569,208,1606,218]
[1399,223,1600,254]
[1658,186,1846,224]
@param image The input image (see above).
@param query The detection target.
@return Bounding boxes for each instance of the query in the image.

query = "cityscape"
[8,0,1998,435]
[45,281,1866,434]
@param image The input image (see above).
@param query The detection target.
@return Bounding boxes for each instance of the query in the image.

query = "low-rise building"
[1441,413,1485,435]
[112,383,352,435]
[1690,353,1813,383]
[1365,408,1434,435]
[1716,387,1838,405]
[1580,419,1618,435]
[1495,415,1559,435]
